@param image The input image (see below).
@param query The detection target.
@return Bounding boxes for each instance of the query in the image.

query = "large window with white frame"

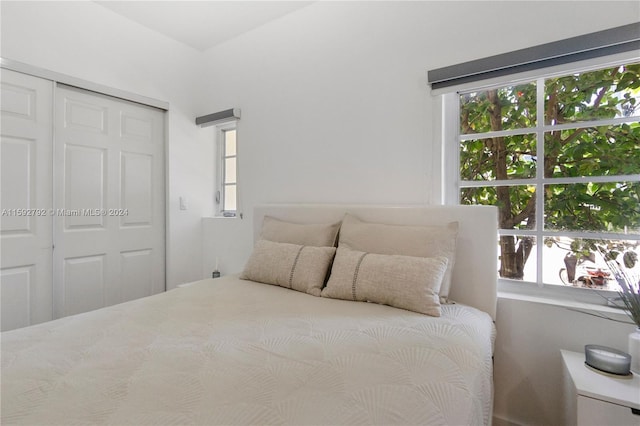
[448,61,640,294]
[216,123,238,217]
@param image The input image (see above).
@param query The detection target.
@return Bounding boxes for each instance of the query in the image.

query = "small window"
[216,123,238,217]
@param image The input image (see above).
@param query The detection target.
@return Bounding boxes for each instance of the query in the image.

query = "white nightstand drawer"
[577,395,640,425]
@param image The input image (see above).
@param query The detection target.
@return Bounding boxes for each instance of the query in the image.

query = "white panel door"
[0,69,54,331]
[54,85,165,318]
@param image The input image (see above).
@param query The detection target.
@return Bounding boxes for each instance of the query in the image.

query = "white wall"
[198,1,640,274]
[0,1,214,289]
[493,297,634,425]
[198,2,640,424]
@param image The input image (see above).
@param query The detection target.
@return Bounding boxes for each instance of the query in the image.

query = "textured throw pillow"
[260,216,341,247]
[338,214,458,301]
[322,246,448,316]
[240,240,336,296]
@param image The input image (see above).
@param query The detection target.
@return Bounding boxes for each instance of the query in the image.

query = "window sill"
[498,279,631,323]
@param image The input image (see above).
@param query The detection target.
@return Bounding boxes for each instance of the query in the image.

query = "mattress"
[2,275,495,425]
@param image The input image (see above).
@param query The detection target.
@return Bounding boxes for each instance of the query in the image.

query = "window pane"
[224,157,236,184]
[545,63,640,125]
[460,82,536,134]
[545,123,640,178]
[498,235,537,281]
[461,185,536,230]
[224,184,236,211]
[225,129,236,156]
[543,236,639,291]
[544,182,640,233]
[460,134,536,181]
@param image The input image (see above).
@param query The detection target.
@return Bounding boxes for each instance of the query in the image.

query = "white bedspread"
[2,275,495,425]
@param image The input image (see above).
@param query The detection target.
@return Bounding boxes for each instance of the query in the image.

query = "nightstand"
[562,349,640,425]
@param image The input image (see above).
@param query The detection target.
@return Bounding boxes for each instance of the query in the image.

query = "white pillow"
[260,216,341,247]
[240,240,336,296]
[338,214,458,301]
[322,246,448,316]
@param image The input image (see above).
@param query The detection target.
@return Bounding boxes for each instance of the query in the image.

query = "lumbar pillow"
[259,216,341,247]
[322,246,448,316]
[337,214,458,301]
[240,240,336,296]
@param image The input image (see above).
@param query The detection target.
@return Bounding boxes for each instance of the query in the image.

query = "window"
[216,123,237,217]
[449,62,640,293]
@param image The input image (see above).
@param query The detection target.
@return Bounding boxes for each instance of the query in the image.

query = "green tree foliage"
[459,64,640,279]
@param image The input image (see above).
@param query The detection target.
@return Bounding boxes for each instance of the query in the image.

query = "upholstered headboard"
[253,204,498,320]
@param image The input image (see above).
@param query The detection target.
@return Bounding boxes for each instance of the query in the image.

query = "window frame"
[215,121,238,218]
[441,53,640,305]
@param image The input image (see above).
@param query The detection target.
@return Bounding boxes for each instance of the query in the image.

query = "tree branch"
[504,191,536,229]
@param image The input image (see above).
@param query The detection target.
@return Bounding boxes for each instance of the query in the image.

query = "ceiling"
[95,1,314,52]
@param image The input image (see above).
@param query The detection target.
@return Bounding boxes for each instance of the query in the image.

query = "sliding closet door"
[0,69,54,331]
[54,85,165,318]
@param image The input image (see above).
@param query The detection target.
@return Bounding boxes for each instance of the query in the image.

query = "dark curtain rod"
[428,22,640,90]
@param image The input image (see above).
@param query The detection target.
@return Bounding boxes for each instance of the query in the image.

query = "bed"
[1,204,498,426]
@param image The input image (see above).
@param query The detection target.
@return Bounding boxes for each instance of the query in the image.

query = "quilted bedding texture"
[2,275,495,426]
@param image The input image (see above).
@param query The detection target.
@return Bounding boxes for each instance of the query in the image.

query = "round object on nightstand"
[584,344,632,376]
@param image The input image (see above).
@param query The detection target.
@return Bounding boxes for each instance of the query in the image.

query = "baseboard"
[493,414,523,426]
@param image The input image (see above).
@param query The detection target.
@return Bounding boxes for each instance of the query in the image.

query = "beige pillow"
[338,214,458,301]
[322,246,448,316]
[240,240,336,296]
[260,216,341,247]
